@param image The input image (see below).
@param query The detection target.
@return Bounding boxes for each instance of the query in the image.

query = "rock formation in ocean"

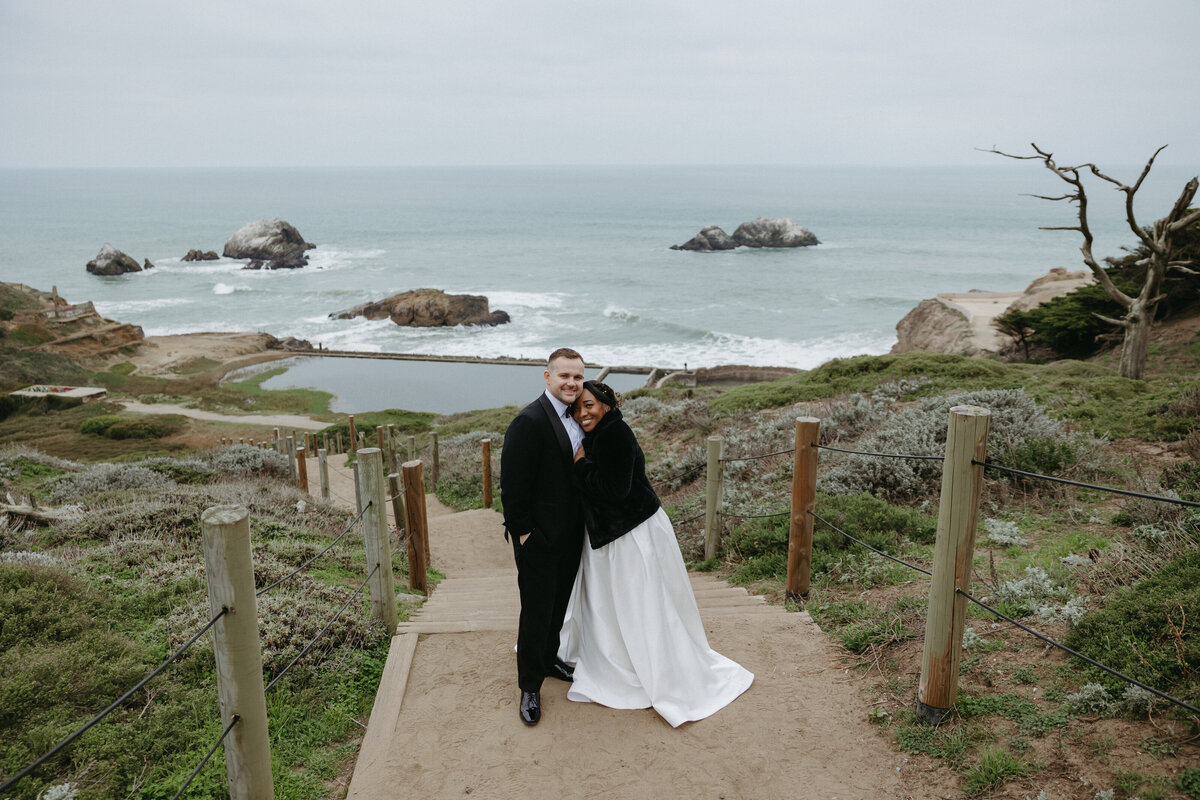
[143,259,155,270]
[183,249,220,261]
[670,218,819,251]
[330,289,510,328]
[731,217,820,248]
[670,225,739,251]
[892,268,1094,356]
[223,218,314,269]
[86,243,144,276]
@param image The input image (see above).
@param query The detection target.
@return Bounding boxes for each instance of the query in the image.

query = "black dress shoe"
[520,691,541,726]
[546,659,574,683]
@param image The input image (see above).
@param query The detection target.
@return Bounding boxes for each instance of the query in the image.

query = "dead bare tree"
[988,144,1200,380]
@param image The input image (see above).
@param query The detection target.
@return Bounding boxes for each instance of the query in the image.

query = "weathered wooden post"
[704,435,723,561]
[348,415,357,454]
[402,460,430,594]
[389,472,424,594]
[917,405,991,725]
[385,424,396,468]
[317,448,330,501]
[285,435,297,482]
[352,457,362,515]
[376,425,386,454]
[787,417,820,601]
[387,473,407,538]
[322,432,329,454]
[430,431,440,489]
[482,438,493,508]
[200,505,274,800]
[407,434,416,463]
[296,445,309,495]
[355,449,398,631]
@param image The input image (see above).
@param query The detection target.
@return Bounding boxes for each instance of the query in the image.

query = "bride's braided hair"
[582,379,621,410]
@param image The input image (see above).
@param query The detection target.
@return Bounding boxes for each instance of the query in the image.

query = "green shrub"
[819,388,1087,502]
[79,414,183,440]
[1064,549,1200,707]
[1179,766,1200,800]
[204,444,290,479]
[79,415,123,435]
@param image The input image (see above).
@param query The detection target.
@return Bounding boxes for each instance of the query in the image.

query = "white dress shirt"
[544,389,585,453]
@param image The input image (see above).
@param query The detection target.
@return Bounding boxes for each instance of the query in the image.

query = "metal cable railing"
[169,715,241,800]
[957,588,1200,716]
[264,565,377,694]
[0,608,229,793]
[256,502,371,598]
[977,460,1200,508]
[720,447,795,463]
[815,443,942,461]
[810,510,933,577]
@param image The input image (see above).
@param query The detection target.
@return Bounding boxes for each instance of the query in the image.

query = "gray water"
[3,164,1193,373]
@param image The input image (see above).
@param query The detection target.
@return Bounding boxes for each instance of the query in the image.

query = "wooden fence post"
[352,457,362,515]
[355,449,398,632]
[385,424,396,467]
[284,436,296,483]
[916,405,991,725]
[430,432,440,489]
[482,438,493,508]
[402,460,430,594]
[296,445,309,495]
[787,417,820,601]
[704,435,723,561]
[391,472,425,594]
[348,415,357,454]
[387,473,407,538]
[376,425,385,454]
[407,434,416,463]
[200,505,274,800]
[318,448,330,501]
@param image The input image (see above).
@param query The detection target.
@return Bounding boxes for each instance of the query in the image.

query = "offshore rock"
[86,243,143,276]
[143,259,155,270]
[671,225,739,251]
[182,249,220,261]
[223,218,314,266]
[242,249,309,271]
[731,217,820,248]
[330,288,510,328]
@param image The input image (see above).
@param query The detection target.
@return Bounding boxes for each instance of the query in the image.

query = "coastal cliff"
[892,269,1093,356]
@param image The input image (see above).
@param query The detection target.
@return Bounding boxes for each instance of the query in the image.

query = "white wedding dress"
[558,508,754,727]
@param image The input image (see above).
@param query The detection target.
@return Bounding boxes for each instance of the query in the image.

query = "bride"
[558,380,753,727]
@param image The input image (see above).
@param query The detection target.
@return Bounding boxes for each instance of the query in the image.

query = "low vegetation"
[0,447,430,800]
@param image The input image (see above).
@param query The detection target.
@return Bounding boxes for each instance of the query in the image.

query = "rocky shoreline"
[5,267,1088,388]
[891,268,1093,357]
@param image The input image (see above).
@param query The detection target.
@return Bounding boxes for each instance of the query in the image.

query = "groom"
[500,347,587,726]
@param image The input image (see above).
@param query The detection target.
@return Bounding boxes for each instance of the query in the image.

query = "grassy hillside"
[2,308,1197,798]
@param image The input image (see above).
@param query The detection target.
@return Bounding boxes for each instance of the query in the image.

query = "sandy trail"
[120,400,329,431]
[298,450,951,800]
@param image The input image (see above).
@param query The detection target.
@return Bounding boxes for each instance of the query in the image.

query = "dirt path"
[307,453,951,799]
[120,400,329,431]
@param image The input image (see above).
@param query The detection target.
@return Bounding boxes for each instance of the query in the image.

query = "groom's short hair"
[547,347,583,367]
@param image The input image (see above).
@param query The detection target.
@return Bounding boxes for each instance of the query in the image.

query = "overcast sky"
[2,0,1197,168]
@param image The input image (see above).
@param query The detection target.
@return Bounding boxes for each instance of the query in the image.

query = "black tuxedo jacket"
[500,394,582,548]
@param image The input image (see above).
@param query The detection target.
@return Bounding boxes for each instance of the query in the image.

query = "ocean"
[2,164,1195,375]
